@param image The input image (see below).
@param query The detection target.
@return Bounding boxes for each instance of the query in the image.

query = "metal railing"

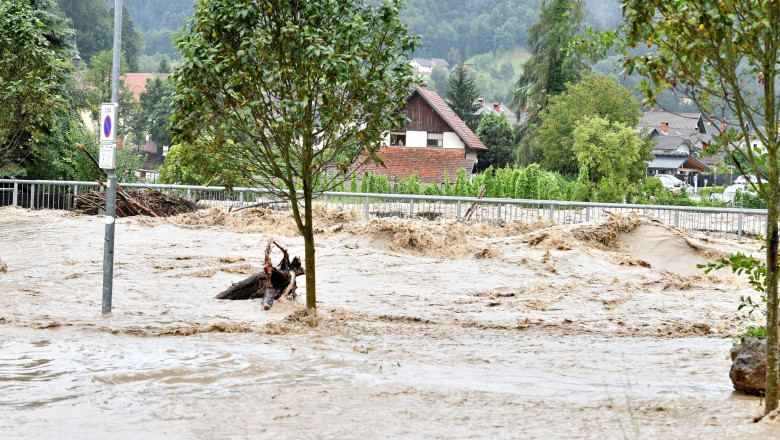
[0,179,769,242]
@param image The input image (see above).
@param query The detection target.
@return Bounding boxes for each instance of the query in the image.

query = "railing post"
[30,184,35,209]
[674,210,679,228]
[410,199,415,218]
[239,191,244,208]
[497,203,501,221]
[365,196,370,219]
[738,212,744,243]
[549,204,554,221]
[585,206,590,222]
[186,188,192,201]
[456,200,462,221]
[324,195,328,212]
[12,182,18,206]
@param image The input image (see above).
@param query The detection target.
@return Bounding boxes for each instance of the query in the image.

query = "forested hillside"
[403,0,621,61]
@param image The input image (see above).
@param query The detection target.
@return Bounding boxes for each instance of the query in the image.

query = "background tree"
[572,116,650,202]
[171,0,418,310]
[475,112,516,171]
[446,63,482,130]
[512,0,585,165]
[0,0,71,175]
[430,65,449,96]
[128,75,173,150]
[80,50,133,117]
[537,73,644,176]
[577,0,780,415]
[56,0,112,64]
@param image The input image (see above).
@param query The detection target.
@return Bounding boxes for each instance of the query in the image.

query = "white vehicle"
[734,174,766,190]
[722,183,756,204]
[654,174,685,191]
[734,175,757,185]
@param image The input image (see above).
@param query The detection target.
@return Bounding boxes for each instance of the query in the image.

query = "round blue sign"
[103,115,112,138]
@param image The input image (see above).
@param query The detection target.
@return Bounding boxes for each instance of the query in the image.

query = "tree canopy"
[512,0,586,165]
[0,0,71,175]
[446,63,482,131]
[476,112,516,171]
[537,73,644,176]
[171,0,418,309]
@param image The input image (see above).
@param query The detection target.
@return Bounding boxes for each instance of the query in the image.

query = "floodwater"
[1,206,779,439]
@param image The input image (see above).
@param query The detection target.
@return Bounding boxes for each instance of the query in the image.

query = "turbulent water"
[1,207,779,438]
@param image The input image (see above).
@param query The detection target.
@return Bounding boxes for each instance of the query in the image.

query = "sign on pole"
[99,144,117,169]
[99,103,118,170]
[100,103,118,143]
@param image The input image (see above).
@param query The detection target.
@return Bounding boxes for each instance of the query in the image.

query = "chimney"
[659,108,663,112]
[419,82,427,90]
[650,108,655,112]
[660,122,669,134]
[493,102,501,113]
[707,114,713,124]
[477,97,484,103]
[721,117,726,131]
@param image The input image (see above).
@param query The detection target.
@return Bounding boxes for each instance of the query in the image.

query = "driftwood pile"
[72,142,196,217]
[74,189,196,217]
[216,239,303,310]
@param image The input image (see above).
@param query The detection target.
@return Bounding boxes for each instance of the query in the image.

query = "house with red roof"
[356,85,487,185]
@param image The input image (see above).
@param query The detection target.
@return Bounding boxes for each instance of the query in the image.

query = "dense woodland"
[54,0,693,110]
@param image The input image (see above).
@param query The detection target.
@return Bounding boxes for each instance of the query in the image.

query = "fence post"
[410,199,415,218]
[549,204,555,221]
[586,206,590,222]
[324,195,328,212]
[497,203,501,221]
[674,210,679,228]
[239,191,244,208]
[12,182,18,206]
[456,200,462,221]
[186,188,192,201]
[365,196,370,219]
[30,184,36,209]
[738,212,744,243]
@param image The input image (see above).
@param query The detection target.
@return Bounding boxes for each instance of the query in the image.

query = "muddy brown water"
[1,207,779,438]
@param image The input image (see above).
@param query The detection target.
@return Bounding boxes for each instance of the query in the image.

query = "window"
[427,132,443,147]
[390,132,406,146]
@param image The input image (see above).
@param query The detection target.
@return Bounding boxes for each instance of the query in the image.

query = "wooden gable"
[403,93,451,132]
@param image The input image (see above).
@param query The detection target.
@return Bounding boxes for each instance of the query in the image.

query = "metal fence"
[0,179,769,242]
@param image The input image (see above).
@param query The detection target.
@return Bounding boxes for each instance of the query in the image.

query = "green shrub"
[350,174,358,193]
[643,177,663,196]
[423,181,443,195]
[516,164,541,199]
[735,190,767,209]
[454,168,471,197]
[443,171,452,196]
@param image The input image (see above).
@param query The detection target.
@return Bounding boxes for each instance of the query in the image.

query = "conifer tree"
[446,63,482,130]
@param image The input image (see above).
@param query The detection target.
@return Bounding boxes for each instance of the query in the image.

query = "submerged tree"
[577,0,780,415]
[171,0,418,309]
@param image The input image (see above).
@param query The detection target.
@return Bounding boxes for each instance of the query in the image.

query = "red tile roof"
[415,87,487,151]
[122,73,168,102]
[355,147,475,184]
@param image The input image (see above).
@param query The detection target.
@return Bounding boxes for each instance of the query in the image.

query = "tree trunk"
[303,187,317,309]
[766,201,779,413]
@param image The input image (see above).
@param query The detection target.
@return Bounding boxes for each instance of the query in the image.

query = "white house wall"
[442,132,464,149]
[406,131,427,148]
